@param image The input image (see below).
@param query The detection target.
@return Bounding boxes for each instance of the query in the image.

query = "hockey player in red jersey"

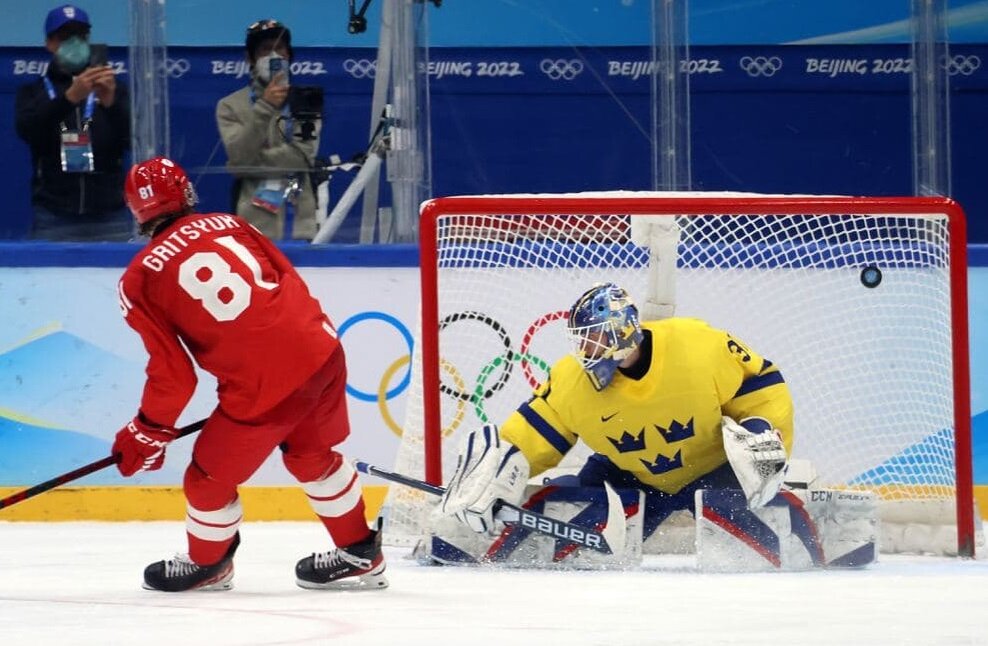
[111,157,387,592]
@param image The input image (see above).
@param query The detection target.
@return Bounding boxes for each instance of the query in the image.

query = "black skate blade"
[142,579,234,592]
[295,567,389,591]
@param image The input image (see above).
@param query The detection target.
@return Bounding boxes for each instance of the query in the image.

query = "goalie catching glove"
[440,424,529,533]
[112,413,178,477]
[722,416,788,509]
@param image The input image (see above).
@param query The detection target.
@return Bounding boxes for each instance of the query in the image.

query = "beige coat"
[216,83,320,240]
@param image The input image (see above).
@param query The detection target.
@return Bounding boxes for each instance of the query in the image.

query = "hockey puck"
[860,265,882,288]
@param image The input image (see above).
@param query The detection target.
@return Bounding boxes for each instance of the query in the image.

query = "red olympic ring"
[520,309,569,388]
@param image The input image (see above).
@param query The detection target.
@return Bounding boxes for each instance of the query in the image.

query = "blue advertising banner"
[4,44,986,92]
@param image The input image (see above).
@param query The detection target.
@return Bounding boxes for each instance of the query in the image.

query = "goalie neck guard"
[566,282,644,391]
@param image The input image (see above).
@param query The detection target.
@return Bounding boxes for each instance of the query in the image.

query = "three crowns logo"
[605,416,695,477]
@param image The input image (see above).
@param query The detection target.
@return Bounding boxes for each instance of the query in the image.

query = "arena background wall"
[2,1,988,520]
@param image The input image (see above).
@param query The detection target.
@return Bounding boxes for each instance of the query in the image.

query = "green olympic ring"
[471,351,551,423]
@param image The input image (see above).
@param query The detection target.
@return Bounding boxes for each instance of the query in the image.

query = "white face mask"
[254,54,287,84]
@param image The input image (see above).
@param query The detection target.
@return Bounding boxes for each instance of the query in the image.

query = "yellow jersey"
[501,318,794,494]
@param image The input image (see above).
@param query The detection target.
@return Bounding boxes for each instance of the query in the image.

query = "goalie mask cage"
[387,192,976,557]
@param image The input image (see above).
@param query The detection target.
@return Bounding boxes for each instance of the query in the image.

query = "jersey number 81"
[178,235,278,321]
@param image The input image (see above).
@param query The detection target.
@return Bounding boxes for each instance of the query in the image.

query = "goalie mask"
[566,282,644,391]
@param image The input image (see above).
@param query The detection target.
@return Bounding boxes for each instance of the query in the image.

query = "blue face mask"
[56,36,91,74]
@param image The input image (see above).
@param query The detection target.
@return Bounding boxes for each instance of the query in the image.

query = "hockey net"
[386,191,978,556]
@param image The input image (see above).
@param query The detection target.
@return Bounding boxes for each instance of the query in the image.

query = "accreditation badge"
[60,130,95,173]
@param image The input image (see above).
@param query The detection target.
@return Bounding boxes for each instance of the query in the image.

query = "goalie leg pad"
[696,488,878,572]
[697,489,786,570]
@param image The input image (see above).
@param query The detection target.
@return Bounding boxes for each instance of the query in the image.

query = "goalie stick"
[354,460,626,555]
[0,419,206,511]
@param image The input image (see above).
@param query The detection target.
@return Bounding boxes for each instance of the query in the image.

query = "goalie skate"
[295,529,388,590]
[143,533,240,592]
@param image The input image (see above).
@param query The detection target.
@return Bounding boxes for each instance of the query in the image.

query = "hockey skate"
[295,529,388,590]
[143,533,240,592]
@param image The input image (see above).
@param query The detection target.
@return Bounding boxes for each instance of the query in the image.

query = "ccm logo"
[519,514,602,549]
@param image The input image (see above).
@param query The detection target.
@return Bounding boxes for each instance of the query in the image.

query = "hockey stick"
[0,419,207,511]
[354,460,626,555]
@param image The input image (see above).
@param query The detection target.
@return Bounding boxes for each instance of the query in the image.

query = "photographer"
[15,5,131,241]
[216,19,322,241]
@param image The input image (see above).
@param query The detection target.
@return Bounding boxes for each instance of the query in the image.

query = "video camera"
[288,85,324,141]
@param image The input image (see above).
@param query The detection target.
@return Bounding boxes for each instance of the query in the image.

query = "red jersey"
[118,213,339,426]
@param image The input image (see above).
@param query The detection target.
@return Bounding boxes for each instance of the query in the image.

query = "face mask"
[254,54,287,85]
[56,36,91,75]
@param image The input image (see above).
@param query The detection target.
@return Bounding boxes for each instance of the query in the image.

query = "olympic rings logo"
[943,54,981,76]
[739,55,782,77]
[337,309,566,438]
[540,59,584,81]
[344,58,377,79]
[436,310,566,424]
[162,58,191,78]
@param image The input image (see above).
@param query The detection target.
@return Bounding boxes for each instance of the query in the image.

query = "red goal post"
[392,192,975,557]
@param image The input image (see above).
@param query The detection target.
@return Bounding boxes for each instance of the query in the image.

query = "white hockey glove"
[722,416,788,509]
[440,424,530,534]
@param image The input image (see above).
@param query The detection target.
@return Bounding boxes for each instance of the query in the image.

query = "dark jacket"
[15,61,130,216]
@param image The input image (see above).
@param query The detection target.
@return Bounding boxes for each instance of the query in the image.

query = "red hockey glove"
[112,415,177,477]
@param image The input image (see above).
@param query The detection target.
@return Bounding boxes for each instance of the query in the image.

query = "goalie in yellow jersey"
[439,281,796,553]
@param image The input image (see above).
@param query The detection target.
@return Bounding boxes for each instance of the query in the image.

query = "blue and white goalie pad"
[696,488,878,572]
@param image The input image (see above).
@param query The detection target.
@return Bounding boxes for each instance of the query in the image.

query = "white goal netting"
[385,192,976,556]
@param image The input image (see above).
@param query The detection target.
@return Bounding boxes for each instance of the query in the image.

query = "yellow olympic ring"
[378,355,466,439]
[378,355,410,436]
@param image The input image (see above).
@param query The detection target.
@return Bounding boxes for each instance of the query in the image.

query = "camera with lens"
[288,85,324,141]
[289,85,323,120]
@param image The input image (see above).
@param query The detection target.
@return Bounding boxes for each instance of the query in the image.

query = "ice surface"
[1,521,987,646]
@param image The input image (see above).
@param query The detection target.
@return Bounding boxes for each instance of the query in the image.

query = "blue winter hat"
[45,5,91,37]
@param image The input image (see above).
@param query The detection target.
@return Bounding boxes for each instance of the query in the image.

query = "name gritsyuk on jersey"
[141,215,241,272]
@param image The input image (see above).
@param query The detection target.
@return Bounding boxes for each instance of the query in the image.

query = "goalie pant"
[571,452,743,540]
[182,349,371,565]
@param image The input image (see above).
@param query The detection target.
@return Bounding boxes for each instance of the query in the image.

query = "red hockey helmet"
[124,157,196,225]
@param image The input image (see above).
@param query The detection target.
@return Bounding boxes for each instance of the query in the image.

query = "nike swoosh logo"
[601,412,619,422]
